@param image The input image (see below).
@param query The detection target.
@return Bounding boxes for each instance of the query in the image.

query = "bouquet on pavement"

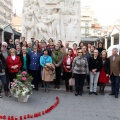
[10,71,34,98]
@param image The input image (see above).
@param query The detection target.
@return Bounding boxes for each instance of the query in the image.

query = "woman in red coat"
[6,48,22,86]
[63,48,74,92]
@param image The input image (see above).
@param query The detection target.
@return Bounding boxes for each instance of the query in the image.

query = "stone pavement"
[0,85,120,120]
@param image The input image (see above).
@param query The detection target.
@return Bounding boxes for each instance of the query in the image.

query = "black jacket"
[102,58,110,75]
[89,56,102,72]
[20,53,30,72]
[0,58,6,73]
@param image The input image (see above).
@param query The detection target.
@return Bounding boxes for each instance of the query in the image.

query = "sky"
[13,0,120,26]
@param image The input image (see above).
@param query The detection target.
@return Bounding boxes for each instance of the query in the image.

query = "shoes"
[89,92,92,95]
[66,90,69,92]
[87,86,90,89]
[46,89,49,93]
[42,89,46,92]
[93,92,98,95]
[70,90,73,92]
[5,92,11,97]
[0,94,2,98]
[109,93,115,95]
[75,92,78,96]
[54,86,57,89]
[57,86,60,89]
[34,88,38,91]
[79,92,82,96]
[115,94,118,98]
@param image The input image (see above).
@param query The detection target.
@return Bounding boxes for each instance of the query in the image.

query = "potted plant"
[10,71,34,102]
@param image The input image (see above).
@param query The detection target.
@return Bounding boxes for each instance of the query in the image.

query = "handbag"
[69,78,75,86]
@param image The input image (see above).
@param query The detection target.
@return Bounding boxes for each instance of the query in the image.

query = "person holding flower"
[6,48,22,88]
[40,49,53,92]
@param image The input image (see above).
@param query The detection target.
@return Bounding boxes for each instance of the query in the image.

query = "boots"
[99,83,102,94]
[101,84,105,95]
[5,91,11,97]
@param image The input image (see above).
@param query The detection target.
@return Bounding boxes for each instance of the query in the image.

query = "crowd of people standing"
[0,37,120,99]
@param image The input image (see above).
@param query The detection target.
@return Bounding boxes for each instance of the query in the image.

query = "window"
[85,28,89,34]
[85,21,89,26]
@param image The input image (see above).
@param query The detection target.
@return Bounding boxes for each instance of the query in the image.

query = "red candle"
[27,114,30,118]
[3,115,6,119]
[42,111,45,115]
[11,116,14,120]
[15,117,18,120]
[38,112,41,116]
[8,116,11,120]
[34,113,36,117]
[20,116,22,120]
[24,115,27,119]
[30,114,33,118]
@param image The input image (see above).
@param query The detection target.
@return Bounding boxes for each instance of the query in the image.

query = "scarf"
[42,55,49,66]
[54,50,60,62]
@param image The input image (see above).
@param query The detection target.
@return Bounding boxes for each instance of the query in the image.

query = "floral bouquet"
[10,71,34,100]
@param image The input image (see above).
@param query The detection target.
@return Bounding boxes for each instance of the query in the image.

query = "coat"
[19,53,30,71]
[52,50,64,66]
[109,55,120,76]
[29,51,41,70]
[42,63,55,82]
[6,56,22,73]
[102,58,110,75]
[89,56,102,72]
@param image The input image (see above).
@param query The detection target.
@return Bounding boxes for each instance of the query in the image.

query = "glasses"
[78,52,83,53]
[10,41,13,42]
[2,45,7,47]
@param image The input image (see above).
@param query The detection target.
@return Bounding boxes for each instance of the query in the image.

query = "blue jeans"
[110,75,120,95]
[0,75,8,92]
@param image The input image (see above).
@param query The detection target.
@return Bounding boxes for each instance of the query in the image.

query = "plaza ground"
[0,85,120,120]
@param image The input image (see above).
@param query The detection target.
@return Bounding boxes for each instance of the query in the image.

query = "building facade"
[81,6,94,38]
[11,15,22,33]
[0,0,13,24]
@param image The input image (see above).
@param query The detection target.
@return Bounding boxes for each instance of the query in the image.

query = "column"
[2,30,4,42]
[119,33,120,45]
[105,37,107,50]
[11,33,14,44]
[111,36,114,46]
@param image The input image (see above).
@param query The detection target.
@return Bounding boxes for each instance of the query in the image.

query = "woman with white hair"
[1,42,8,59]
[6,48,22,87]
[89,49,102,95]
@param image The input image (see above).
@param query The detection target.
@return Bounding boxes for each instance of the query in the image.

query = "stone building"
[0,0,13,24]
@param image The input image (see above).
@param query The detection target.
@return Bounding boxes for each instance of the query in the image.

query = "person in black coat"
[20,46,30,72]
[98,50,110,94]
[7,39,15,50]
[0,50,9,97]
[89,49,102,95]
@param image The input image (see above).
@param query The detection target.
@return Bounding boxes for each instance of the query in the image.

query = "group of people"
[0,37,120,99]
